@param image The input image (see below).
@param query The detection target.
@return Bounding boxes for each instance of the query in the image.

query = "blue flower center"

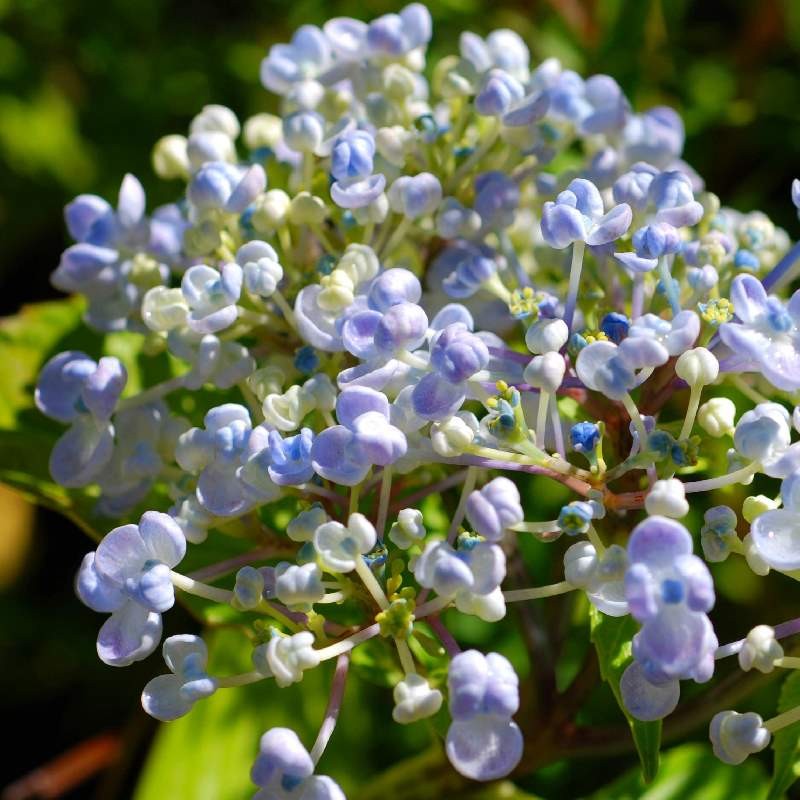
[765,299,792,333]
[661,578,684,605]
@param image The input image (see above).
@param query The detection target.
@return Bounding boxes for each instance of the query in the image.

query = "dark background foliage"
[2,1,800,797]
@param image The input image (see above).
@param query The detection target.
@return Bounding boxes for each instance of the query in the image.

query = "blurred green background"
[2,0,800,797]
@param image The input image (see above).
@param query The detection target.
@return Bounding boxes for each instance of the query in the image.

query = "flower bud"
[523,352,565,393]
[709,711,770,765]
[525,317,568,354]
[430,412,478,457]
[289,192,328,225]
[393,674,443,724]
[152,135,189,179]
[376,126,416,168]
[243,113,283,150]
[232,565,265,610]
[675,347,719,386]
[697,397,736,437]
[190,104,240,139]
[389,508,426,549]
[287,505,329,543]
[738,625,783,673]
[742,494,780,523]
[252,189,291,232]
[142,287,189,332]
[282,111,325,153]
[563,541,598,588]
[255,630,320,687]
[644,478,689,518]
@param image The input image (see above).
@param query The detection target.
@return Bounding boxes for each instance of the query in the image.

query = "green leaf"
[767,670,800,799]
[590,606,661,782]
[589,742,768,800]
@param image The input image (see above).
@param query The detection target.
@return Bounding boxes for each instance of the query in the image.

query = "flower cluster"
[34,4,800,794]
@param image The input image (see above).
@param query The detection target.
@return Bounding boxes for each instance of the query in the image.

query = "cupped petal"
[95,524,147,583]
[628,516,693,567]
[97,601,162,667]
[75,552,125,612]
[620,661,680,721]
[141,674,193,721]
[750,509,800,571]
[445,716,523,781]
[730,274,767,325]
[139,511,186,567]
[411,372,466,420]
[586,203,632,246]
[49,417,115,488]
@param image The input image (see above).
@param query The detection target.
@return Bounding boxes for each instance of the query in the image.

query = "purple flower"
[259,25,332,96]
[465,477,523,542]
[540,178,631,249]
[311,387,407,485]
[76,511,186,666]
[267,428,315,486]
[412,323,489,420]
[625,516,717,685]
[446,650,523,781]
[719,274,800,391]
[141,635,217,721]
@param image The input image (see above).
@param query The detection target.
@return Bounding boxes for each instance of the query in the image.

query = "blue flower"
[259,25,332,96]
[570,421,601,453]
[251,727,345,800]
[412,323,489,420]
[540,178,631,249]
[76,511,186,666]
[267,428,315,486]
[465,477,523,542]
[176,404,278,516]
[719,274,800,391]
[446,650,523,781]
[625,516,717,686]
[141,635,217,721]
[311,387,407,485]
[439,241,497,299]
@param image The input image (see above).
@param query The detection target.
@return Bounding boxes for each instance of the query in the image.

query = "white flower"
[675,347,719,385]
[738,625,783,673]
[697,397,736,437]
[255,631,320,687]
[430,412,479,457]
[393,673,443,724]
[525,318,568,354]
[645,478,689,518]
[523,352,566,392]
[314,513,377,573]
[274,562,325,608]
[563,542,628,617]
[389,508,426,549]
[287,506,329,543]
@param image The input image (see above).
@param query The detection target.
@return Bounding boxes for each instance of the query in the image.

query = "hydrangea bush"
[10,4,800,796]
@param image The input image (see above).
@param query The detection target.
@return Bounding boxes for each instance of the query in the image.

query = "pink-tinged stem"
[715,617,800,660]
[188,546,285,582]
[310,653,350,765]
[427,616,461,657]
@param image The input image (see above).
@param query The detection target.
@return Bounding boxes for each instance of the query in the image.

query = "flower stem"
[658,255,681,316]
[683,461,760,494]
[503,581,574,602]
[375,467,393,539]
[765,704,800,734]
[563,240,586,333]
[310,653,350,765]
[170,571,233,604]
[446,466,478,545]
